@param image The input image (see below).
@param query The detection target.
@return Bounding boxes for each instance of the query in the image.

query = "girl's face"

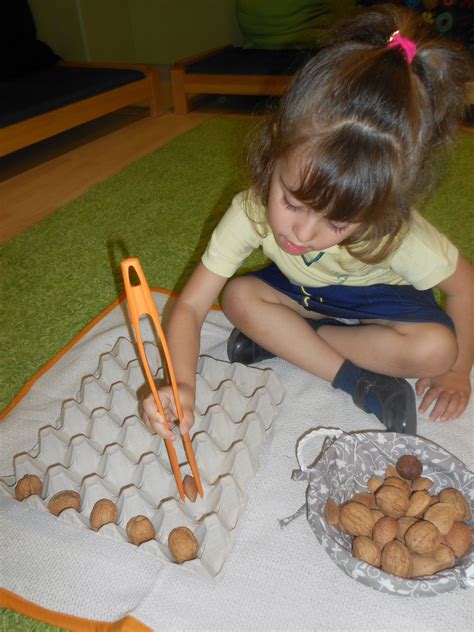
[267,156,360,254]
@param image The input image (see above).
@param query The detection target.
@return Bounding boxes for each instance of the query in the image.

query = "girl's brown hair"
[246,4,471,263]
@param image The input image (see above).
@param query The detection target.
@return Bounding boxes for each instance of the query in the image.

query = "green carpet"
[0,610,63,631]
[1,119,473,413]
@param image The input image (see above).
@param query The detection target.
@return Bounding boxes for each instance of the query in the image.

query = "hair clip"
[387,30,417,64]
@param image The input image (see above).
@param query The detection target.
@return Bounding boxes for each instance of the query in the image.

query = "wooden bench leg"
[148,67,161,117]
[171,67,191,114]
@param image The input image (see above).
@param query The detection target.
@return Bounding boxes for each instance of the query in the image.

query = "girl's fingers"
[427,395,448,421]
[415,377,431,397]
[437,394,455,421]
[419,387,467,422]
[150,416,176,441]
[142,386,195,438]
[178,409,195,435]
[441,393,467,421]
[455,395,469,418]
[429,391,461,421]
[416,373,470,421]
[142,410,176,441]
[142,412,153,432]
[418,386,439,414]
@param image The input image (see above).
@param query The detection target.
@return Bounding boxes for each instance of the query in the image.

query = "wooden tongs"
[121,257,203,501]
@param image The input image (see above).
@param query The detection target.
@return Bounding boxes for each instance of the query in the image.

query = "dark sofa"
[0,1,160,157]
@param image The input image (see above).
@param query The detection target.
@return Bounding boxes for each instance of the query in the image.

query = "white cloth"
[1,291,473,631]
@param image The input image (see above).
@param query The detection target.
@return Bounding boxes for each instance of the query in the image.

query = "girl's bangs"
[289,124,400,225]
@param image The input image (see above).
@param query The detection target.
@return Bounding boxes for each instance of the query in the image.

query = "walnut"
[396,517,418,543]
[352,536,381,567]
[168,526,199,564]
[395,455,422,481]
[384,477,411,494]
[90,498,117,530]
[411,544,455,577]
[444,521,473,558]
[325,454,471,581]
[126,515,156,545]
[424,503,457,535]
[385,465,401,479]
[367,477,384,494]
[183,475,198,502]
[339,502,374,537]
[371,509,385,523]
[48,490,81,516]
[324,498,340,528]
[405,520,441,555]
[15,474,43,500]
[405,490,432,518]
[373,516,399,547]
[381,541,413,578]
[411,553,441,578]
[433,543,456,571]
[439,488,470,521]
[352,492,377,510]
[411,477,433,492]
[375,485,409,519]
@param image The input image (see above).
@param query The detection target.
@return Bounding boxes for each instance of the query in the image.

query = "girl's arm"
[416,254,473,420]
[142,262,228,438]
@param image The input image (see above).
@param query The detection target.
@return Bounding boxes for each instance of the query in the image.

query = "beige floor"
[0,96,258,244]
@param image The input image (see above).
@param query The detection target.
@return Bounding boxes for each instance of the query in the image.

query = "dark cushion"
[187,47,315,76]
[0,66,145,127]
[0,0,61,80]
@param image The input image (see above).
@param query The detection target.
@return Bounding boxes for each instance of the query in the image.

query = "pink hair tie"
[387,30,417,64]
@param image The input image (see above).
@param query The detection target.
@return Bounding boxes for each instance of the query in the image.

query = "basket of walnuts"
[296,429,473,597]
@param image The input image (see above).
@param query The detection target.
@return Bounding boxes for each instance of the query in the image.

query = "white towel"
[1,291,472,631]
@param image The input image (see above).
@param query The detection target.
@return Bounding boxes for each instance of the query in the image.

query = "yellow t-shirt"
[201,192,458,290]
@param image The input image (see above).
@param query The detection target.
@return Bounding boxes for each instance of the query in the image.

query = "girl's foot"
[227,327,274,364]
[333,361,417,435]
[227,318,352,364]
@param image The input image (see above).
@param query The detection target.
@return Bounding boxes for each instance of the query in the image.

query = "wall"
[29,0,241,64]
[29,0,87,61]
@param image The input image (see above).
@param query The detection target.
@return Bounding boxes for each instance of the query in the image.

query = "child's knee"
[412,325,458,375]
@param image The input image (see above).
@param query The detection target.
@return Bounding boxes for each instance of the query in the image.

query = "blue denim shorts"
[249,263,454,331]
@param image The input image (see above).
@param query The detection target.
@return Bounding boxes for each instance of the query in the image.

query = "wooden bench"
[0,62,160,158]
[171,45,474,116]
[171,45,312,114]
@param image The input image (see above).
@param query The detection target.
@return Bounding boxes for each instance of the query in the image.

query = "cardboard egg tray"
[0,337,285,578]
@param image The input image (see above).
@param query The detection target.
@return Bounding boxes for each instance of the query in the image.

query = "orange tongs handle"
[120,257,203,501]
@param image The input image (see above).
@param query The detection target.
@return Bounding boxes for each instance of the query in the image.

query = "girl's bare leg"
[221,276,458,381]
[222,277,344,381]
[317,321,457,379]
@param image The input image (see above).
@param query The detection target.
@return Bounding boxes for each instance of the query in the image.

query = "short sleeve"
[390,211,459,290]
[201,192,261,278]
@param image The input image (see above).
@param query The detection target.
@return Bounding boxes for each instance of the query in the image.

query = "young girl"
[143,5,472,438]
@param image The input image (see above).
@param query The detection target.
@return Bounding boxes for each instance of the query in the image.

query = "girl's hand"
[142,384,195,440]
[415,370,471,421]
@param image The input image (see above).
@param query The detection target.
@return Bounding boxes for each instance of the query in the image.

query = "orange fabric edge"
[1,286,222,420]
[0,587,152,631]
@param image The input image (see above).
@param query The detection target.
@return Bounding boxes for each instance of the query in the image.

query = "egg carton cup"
[292,428,473,597]
[0,337,285,578]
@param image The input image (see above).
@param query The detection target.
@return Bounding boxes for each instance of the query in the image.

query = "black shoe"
[226,328,275,364]
[353,370,417,435]
[226,318,354,365]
